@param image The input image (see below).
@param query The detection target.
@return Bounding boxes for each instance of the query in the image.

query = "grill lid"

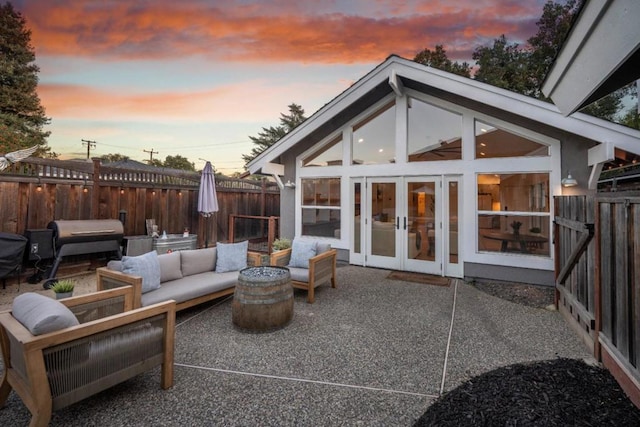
[48,220,124,246]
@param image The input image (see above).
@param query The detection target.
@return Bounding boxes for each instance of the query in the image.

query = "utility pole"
[81,139,96,159]
[143,148,159,164]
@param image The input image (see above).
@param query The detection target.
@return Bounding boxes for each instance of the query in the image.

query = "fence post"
[91,158,101,219]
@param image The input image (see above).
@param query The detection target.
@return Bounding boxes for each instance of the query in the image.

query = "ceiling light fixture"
[561,173,577,187]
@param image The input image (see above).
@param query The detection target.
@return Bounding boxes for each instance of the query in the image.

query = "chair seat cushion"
[12,293,79,336]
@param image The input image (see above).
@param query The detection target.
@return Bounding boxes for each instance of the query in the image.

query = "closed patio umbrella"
[198,161,219,248]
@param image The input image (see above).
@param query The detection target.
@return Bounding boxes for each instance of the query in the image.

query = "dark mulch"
[472,280,555,309]
[414,358,640,426]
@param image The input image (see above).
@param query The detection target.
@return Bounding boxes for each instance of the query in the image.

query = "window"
[476,173,550,256]
[352,101,395,165]
[301,178,341,237]
[408,98,462,162]
[303,134,343,167]
[475,121,549,159]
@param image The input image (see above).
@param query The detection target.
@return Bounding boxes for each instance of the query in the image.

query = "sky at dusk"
[13,0,551,174]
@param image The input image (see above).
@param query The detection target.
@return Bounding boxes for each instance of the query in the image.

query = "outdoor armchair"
[0,287,176,427]
[270,240,337,303]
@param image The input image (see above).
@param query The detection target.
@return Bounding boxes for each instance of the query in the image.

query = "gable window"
[475,121,549,159]
[408,98,462,162]
[477,173,550,257]
[301,178,341,237]
[303,134,343,167]
[352,101,395,165]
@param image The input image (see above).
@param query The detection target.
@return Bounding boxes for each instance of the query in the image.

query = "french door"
[352,176,461,277]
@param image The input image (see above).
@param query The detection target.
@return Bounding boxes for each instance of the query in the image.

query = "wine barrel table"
[232,266,293,332]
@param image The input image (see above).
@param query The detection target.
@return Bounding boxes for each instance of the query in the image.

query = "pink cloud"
[20,0,545,64]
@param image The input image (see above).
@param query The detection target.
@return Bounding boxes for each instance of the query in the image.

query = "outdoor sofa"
[96,242,261,311]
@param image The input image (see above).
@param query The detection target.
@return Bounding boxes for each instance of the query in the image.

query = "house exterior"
[248,55,640,285]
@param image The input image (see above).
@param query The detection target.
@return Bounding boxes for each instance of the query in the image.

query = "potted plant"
[272,238,292,252]
[529,227,541,235]
[50,279,75,299]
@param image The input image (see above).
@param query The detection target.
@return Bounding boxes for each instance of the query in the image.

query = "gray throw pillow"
[122,251,161,294]
[181,247,216,276]
[288,239,317,269]
[12,292,79,336]
[158,251,183,282]
[215,241,248,273]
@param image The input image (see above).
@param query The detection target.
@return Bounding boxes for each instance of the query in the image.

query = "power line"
[81,139,96,159]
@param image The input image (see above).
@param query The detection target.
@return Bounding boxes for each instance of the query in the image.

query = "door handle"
[404,217,407,230]
[396,216,399,230]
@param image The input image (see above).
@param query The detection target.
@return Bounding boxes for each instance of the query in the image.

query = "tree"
[163,154,195,171]
[100,153,130,162]
[0,2,51,155]
[242,103,306,166]
[413,45,471,77]
[472,35,532,95]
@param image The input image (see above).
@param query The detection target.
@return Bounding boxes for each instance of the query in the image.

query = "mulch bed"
[387,271,450,286]
[472,280,555,309]
[414,358,640,426]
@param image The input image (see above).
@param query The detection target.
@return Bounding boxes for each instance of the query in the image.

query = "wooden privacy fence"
[555,193,640,406]
[0,157,279,248]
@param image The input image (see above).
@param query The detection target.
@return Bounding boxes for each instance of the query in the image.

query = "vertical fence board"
[614,202,629,356]
[601,202,613,338]
[633,204,640,368]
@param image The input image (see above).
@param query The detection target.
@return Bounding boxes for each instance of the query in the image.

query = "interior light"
[480,128,487,133]
[378,148,384,153]
[358,138,364,143]
[480,142,486,147]
[480,152,485,156]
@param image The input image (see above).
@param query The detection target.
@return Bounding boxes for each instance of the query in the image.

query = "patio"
[0,265,590,425]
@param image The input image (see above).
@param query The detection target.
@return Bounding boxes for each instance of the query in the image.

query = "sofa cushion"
[181,247,216,276]
[141,272,238,306]
[12,293,79,336]
[288,239,317,269]
[122,251,161,294]
[107,259,123,271]
[215,241,248,273]
[158,251,182,282]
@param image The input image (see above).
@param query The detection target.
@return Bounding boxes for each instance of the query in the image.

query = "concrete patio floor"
[0,265,591,426]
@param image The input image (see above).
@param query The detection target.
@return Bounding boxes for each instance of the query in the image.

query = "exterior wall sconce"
[120,188,125,195]
[284,180,296,189]
[178,190,183,196]
[36,180,42,192]
[561,173,578,187]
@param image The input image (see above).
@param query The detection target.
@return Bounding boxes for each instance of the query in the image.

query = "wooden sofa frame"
[270,248,337,303]
[0,287,176,427]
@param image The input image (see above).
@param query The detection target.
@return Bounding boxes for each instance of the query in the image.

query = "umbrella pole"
[205,217,209,248]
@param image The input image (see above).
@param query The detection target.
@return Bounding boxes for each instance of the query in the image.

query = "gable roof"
[248,55,640,174]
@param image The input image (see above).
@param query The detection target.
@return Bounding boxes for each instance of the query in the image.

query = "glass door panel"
[444,177,462,278]
[366,178,401,270]
[404,178,441,275]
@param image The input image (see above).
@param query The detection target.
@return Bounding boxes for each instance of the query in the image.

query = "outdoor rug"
[387,271,450,286]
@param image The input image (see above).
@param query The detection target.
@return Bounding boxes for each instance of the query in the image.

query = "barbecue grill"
[44,219,123,288]
[0,233,28,289]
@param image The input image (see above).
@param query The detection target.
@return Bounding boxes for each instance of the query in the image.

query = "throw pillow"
[215,241,248,273]
[288,239,317,269]
[158,251,183,282]
[12,293,79,336]
[122,251,161,294]
[181,247,216,276]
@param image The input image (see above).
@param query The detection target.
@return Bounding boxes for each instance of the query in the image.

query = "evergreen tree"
[243,103,306,167]
[413,45,471,77]
[0,2,50,154]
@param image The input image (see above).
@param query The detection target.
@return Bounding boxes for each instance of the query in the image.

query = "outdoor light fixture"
[35,178,42,192]
[561,173,578,187]
[120,188,125,195]
[284,180,295,189]
[83,179,89,193]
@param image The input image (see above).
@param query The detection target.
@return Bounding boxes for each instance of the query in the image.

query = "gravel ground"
[471,279,555,309]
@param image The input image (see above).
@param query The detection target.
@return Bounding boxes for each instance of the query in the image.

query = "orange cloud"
[20,0,543,64]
